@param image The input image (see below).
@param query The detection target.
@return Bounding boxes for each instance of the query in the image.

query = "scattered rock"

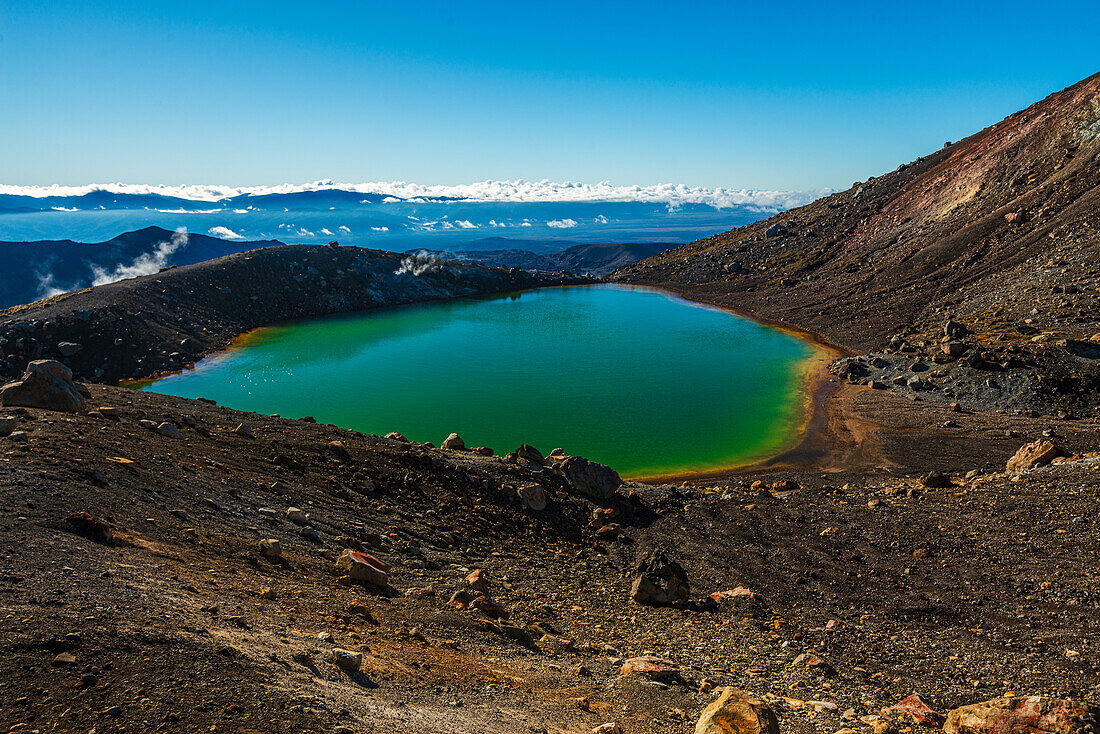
[465,568,489,593]
[331,648,362,673]
[441,433,465,450]
[1006,440,1063,473]
[630,549,690,606]
[156,422,183,439]
[890,693,945,728]
[286,507,310,524]
[515,444,545,465]
[943,342,967,359]
[233,423,253,438]
[66,511,112,543]
[517,483,547,511]
[695,687,780,734]
[621,656,679,680]
[764,222,787,239]
[258,539,282,558]
[337,550,389,587]
[327,440,352,461]
[0,360,86,412]
[920,472,953,488]
[384,431,409,442]
[944,320,968,339]
[56,341,83,357]
[558,456,622,499]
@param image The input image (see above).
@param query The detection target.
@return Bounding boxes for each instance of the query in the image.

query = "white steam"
[394,254,449,277]
[91,227,189,286]
[36,271,68,299]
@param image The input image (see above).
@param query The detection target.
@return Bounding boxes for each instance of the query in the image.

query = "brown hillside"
[614,72,1100,354]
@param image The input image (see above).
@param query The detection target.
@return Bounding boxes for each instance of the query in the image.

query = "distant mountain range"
[0,227,676,309]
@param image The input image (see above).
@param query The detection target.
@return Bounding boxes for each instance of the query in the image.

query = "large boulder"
[558,456,621,499]
[630,549,690,606]
[696,687,780,734]
[0,360,86,412]
[1006,440,1063,473]
[944,696,1097,734]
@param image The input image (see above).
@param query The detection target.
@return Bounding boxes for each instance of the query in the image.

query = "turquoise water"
[141,285,815,478]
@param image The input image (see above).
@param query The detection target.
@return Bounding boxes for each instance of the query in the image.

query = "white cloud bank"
[207,225,244,239]
[0,179,822,211]
[546,218,578,229]
[91,227,189,286]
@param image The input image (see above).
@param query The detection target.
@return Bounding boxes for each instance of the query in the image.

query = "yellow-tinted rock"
[696,687,780,734]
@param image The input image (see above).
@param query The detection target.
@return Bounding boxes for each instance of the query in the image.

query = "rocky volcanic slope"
[0,244,589,384]
[2,375,1099,734]
[614,72,1100,419]
[410,242,676,277]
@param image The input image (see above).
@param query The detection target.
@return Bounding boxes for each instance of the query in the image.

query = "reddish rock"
[336,550,389,587]
[470,595,510,619]
[465,568,489,593]
[621,656,678,680]
[710,587,756,602]
[944,696,1096,734]
[889,694,945,728]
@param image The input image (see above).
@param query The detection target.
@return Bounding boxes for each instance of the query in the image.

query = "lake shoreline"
[133,283,818,478]
[618,283,848,483]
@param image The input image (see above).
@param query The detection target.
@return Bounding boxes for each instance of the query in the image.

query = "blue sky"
[2,0,1097,191]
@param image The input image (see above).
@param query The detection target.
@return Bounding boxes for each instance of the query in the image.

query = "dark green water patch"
[141,285,816,478]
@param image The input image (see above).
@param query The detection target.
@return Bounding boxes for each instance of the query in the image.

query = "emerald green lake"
[141,285,816,478]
